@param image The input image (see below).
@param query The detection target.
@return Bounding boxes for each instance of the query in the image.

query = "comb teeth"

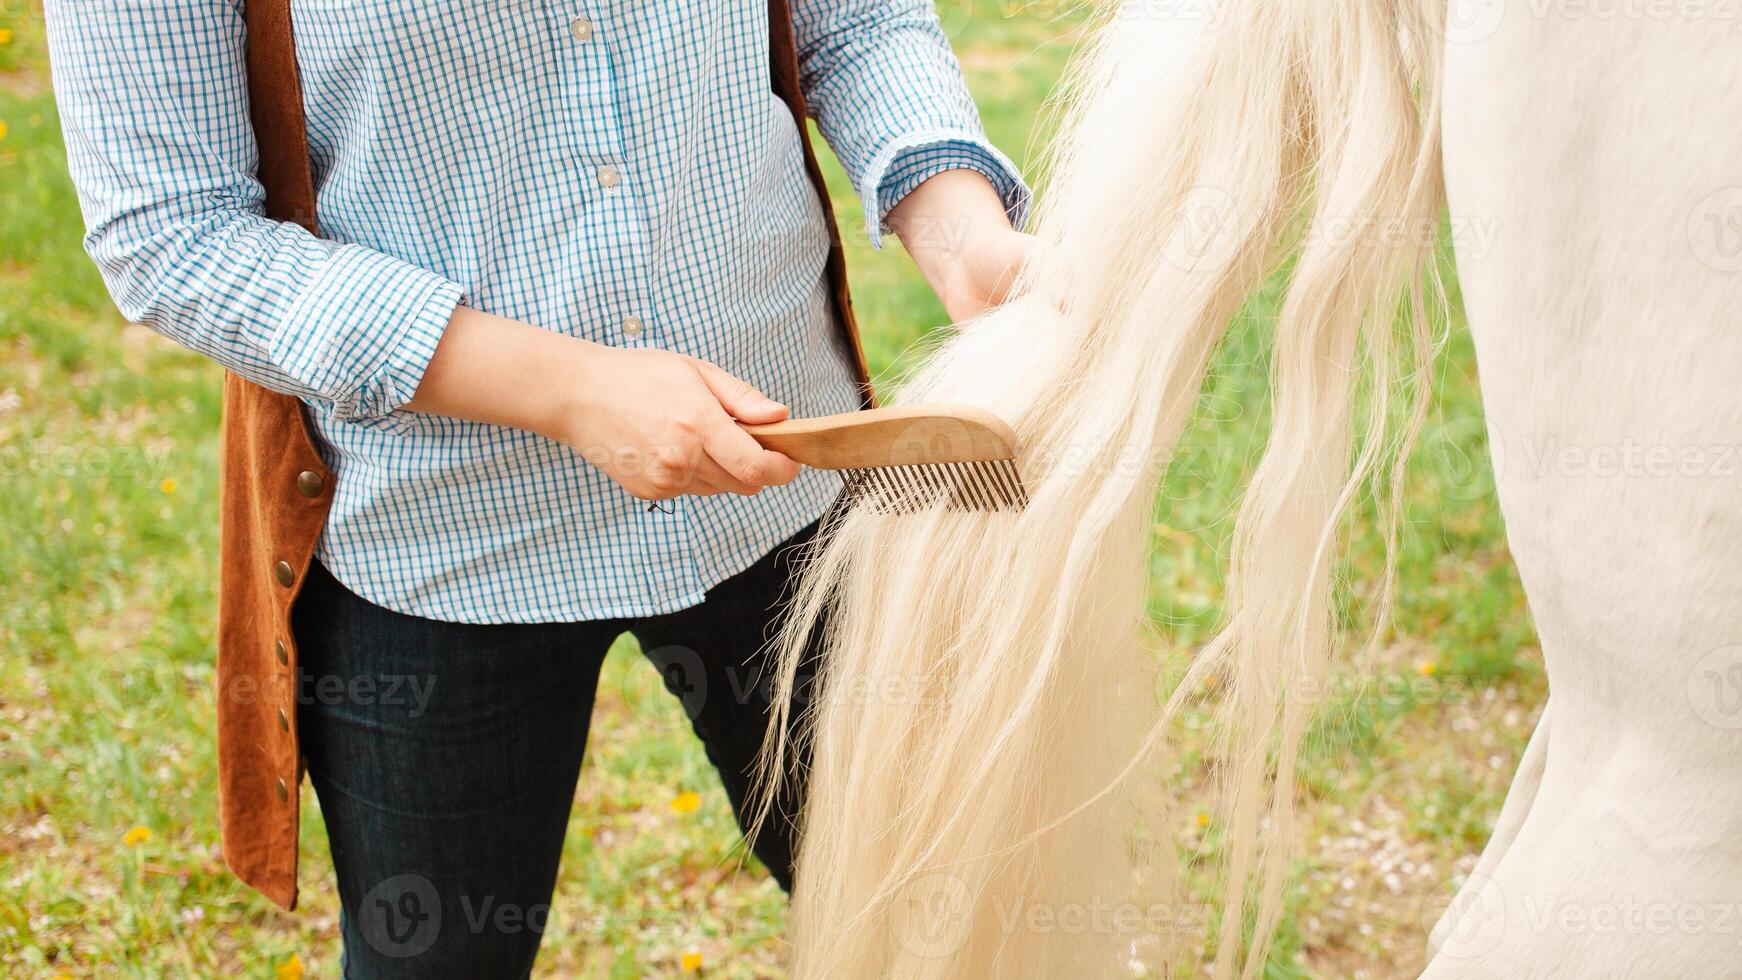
[840,460,1029,514]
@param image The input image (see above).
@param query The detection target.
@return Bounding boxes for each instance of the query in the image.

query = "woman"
[44,0,1031,974]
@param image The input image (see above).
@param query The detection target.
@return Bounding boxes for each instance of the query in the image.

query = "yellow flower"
[1416,659,1438,677]
[1194,812,1210,828]
[51,974,72,980]
[670,790,701,815]
[0,120,8,142]
[159,477,177,494]
[0,27,15,45]
[122,825,151,847]
[276,953,305,980]
[680,950,704,973]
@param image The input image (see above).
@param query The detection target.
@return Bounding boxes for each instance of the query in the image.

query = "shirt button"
[621,316,645,337]
[597,165,622,189]
[569,15,595,41]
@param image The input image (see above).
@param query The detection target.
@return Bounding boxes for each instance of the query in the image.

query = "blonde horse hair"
[756,0,1448,974]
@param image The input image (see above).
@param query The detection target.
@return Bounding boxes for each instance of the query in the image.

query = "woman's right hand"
[407,307,801,500]
[558,344,801,500]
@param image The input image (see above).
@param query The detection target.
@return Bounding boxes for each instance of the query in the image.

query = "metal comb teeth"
[840,459,1029,515]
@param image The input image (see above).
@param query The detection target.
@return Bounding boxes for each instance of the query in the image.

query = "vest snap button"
[275,639,289,666]
[295,470,325,498]
[273,561,295,588]
[275,778,289,802]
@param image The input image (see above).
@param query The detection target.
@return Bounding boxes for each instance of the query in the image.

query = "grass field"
[0,3,1541,977]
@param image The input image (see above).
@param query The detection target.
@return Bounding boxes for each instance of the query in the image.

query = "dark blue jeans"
[292,521,822,978]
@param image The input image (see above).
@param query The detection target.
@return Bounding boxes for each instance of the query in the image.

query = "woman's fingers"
[557,348,802,498]
[691,359,789,426]
[703,415,800,490]
[692,455,761,497]
[684,359,801,489]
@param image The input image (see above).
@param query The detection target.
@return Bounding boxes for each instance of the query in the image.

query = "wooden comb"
[741,404,1028,513]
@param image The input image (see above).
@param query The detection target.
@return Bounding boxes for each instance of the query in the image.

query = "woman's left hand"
[930,222,1037,324]
[885,169,1037,325]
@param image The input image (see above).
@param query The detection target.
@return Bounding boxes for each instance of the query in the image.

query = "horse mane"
[754,0,1448,974]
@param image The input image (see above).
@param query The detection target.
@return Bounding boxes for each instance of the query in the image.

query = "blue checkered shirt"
[45,0,1027,623]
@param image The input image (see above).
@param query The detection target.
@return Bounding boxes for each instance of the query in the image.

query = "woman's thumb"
[693,360,789,425]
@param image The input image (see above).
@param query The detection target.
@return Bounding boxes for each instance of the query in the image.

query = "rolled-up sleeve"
[44,0,462,423]
[792,0,1031,249]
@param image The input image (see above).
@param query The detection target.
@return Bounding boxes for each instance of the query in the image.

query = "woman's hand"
[885,169,1036,324]
[560,345,801,499]
[408,308,800,500]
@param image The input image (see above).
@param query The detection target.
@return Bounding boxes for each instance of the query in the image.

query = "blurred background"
[0,1,1536,976]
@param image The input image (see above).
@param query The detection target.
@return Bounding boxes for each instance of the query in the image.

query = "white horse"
[1427,5,1742,976]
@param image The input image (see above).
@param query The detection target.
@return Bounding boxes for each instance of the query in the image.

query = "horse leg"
[1425,6,1742,976]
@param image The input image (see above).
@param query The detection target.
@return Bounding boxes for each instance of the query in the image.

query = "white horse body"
[1429,9,1742,976]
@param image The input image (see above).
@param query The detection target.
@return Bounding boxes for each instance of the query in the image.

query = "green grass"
[0,3,1542,976]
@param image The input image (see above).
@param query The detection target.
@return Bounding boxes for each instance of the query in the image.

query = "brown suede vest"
[226,0,870,910]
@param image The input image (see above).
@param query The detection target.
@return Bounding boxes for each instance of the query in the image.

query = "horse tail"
[755,0,1449,975]
[1164,0,1450,973]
